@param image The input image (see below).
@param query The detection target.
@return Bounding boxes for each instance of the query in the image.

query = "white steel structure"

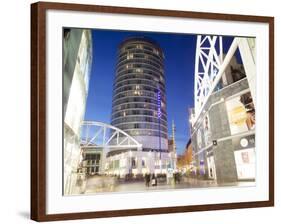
[80,121,175,177]
[80,121,142,176]
[193,35,256,121]
[81,121,142,150]
[194,36,223,116]
[191,35,256,183]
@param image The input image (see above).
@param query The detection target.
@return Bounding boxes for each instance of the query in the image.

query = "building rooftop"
[118,36,163,52]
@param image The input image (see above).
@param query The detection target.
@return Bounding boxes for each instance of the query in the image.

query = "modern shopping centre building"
[190,37,256,183]
[63,29,92,194]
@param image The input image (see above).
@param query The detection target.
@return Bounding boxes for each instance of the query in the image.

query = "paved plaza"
[73,175,255,195]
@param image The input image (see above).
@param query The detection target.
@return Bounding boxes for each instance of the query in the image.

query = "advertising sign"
[234,148,255,180]
[226,92,255,135]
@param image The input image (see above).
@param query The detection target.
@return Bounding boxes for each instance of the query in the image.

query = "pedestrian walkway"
[79,176,255,194]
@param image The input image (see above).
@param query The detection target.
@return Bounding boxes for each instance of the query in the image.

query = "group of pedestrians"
[144,171,182,187]
[144,173,158,187]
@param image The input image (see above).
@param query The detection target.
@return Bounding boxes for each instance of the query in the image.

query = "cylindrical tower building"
[111,37,168,152]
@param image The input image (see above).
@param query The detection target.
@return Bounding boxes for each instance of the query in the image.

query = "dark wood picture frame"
[31,1,274,222]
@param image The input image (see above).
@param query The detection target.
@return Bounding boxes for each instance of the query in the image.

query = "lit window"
[153,111,158,117]
[134,90,140,95]
[136,44,143,49]
[123,112,126,117]
[136,68,142,73]
[153,49,159,55]
[127,53,134,59]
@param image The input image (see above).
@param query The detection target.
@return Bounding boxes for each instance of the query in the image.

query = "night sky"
[83,29,235,154]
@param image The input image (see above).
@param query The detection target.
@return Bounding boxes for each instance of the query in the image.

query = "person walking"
[173,171,180,184]
[173,172,177,184]
[151,173,157,186]
[167,170,173,185]
[176,172,181,184]
[145,172,150,187]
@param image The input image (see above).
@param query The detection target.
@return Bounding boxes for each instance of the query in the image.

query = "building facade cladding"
[191,77,255,183]
[63,29,92,195]
[111,37,168,151]
[191,43,256,183]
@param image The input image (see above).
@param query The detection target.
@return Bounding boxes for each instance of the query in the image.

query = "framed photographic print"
[31,1,274,221]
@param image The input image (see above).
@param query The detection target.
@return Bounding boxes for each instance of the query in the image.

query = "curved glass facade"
[111,37,168,151]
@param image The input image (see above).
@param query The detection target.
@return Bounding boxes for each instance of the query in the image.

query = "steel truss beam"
[80,121,142,150]
[193,35,241,122]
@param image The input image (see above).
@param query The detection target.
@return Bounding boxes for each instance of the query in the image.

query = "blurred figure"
[144,172,151,187]
[167,170,173,185]
[173,171,181,184]
[176,172,181,183]
[151,173,157,186]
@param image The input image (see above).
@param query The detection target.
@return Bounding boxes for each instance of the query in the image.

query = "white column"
[238,38,256,106]
[127,152,131,174]
[100,147,108,174]
[137,151,142,175]
[148,152,155,174]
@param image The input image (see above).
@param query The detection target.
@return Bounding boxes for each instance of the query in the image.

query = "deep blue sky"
[84,29,234,154]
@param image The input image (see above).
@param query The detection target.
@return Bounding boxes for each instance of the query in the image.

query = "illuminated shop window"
[120,158,126,168]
